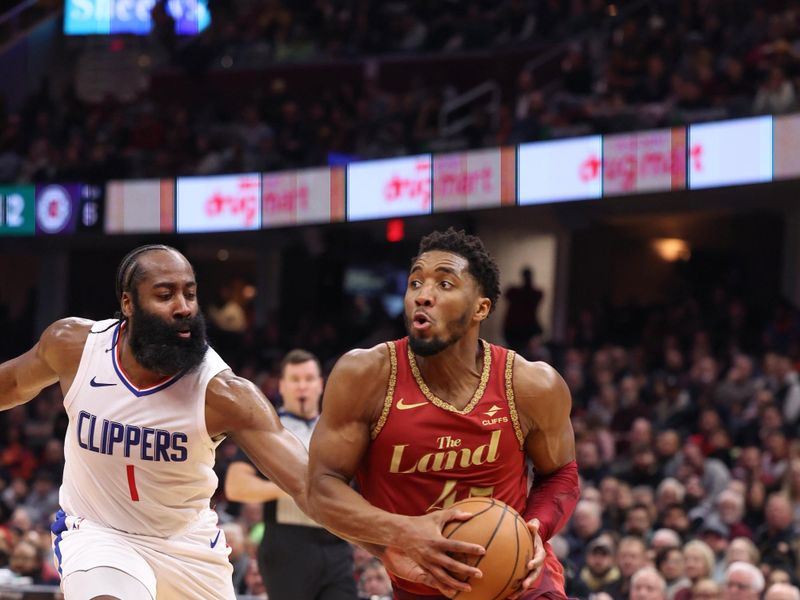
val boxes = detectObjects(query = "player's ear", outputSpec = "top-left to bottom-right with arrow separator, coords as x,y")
475,297 -> 491,322
121,291 -> 134,319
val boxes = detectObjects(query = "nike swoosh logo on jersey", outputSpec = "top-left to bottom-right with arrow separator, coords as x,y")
90,376 -> 117,388
396,398 -> 428,411
210,530 -> 221,548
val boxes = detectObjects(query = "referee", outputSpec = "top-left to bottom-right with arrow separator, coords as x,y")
226,349 -> 357,600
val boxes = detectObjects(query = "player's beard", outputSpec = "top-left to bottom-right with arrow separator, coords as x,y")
128,301 -> 208,376
405,309 -> 471,357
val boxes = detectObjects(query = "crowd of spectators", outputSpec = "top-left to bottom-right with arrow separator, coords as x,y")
4,2 -> 800,183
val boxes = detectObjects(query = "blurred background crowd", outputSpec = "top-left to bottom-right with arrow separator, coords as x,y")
4,1 -> 800,182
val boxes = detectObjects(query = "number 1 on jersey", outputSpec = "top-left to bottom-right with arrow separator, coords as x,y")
126,465 -> 140,501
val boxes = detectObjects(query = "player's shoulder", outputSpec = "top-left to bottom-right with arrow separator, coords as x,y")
330,343 -> 391,383
41,317 -> 95,350
37,317 -> 96,374
511,354 -> 569,405
205,369 -> 264,432
207,368 -> 256,403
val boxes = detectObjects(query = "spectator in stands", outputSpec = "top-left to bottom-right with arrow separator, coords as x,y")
656,479 -> 686,515
566,499 -> 604,564
6,539 -> 42,583
629,566 -> 668,600
724,537 -> 762,574
781,458 -> 800,523
714,489 -> 752,539
691,578 -> 722,600
765,583 -> 800,600
675,540 -> 715,600
624,504 -> 654,539
756,493 -> 798,573
651,529 -> 682,554
724,561 -> 765,600
616,537 -> 649,599
358,558 -> 392,600
579,534 -> 621,596
656,547 -> 690,600
754,67 -> 797,115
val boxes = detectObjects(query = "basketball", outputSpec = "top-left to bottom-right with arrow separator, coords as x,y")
442,498 -> 534,600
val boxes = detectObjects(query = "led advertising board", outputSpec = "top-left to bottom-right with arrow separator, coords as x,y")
518,136 -> 603,205
176,173 -> 261,233
688,116 -> 773,189
347,155 -> 432,221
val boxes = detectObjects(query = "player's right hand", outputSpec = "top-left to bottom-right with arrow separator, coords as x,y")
390,508 -> 485,595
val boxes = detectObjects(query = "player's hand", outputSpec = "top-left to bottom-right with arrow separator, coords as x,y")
507,518 -> 546,599
392,508 -> 485,596
381,547 -> 440,589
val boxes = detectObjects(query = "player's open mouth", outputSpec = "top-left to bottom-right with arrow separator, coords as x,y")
412,312 -> 432,331
177,330 -> 191,338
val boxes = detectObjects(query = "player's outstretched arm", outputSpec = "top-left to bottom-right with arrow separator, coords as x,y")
308,346 -> 485,596
0,318 -> 90,411
206,371 -> 309,513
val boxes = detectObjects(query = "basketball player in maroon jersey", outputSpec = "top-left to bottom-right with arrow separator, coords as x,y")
308,229 -> 579,599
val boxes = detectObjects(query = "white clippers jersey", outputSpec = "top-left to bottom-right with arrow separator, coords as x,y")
60,319 -> 229,537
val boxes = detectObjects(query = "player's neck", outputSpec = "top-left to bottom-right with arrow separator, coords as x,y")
413,335 -> 484,394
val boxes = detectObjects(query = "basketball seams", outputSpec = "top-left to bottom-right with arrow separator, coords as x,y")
443,499 -> 499,540
451,499 -> 509,600
443,499 -> 533,600
490,514 -> 524,600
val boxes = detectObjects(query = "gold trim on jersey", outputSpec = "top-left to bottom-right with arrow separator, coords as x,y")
505,350 -> 525,449
407,339 -> 491,415
371,341 -> 397,439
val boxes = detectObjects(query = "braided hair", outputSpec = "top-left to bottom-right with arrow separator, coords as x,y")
114,244 -> 182,314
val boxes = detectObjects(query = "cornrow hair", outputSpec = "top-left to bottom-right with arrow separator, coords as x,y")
415,227 -> 501,313
115,244 -> 180,304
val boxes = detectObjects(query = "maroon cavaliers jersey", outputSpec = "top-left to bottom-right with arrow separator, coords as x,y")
355,337 -> 528,595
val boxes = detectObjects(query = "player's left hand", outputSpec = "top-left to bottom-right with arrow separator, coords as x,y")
507,518 -> 546,599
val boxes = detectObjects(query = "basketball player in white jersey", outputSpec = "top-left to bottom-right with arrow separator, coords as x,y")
0,244 -> 310,600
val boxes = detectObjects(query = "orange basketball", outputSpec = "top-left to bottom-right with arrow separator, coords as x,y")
441,498 -> 534,600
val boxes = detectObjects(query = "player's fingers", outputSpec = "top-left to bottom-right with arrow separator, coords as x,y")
429,564 -> 473,594
521,565 -> 544,590
432,552 -> 483,580
440,508 -> 476,523
526,517 -> 541,535
416,569 -> 446,591
438,537 -> 485,557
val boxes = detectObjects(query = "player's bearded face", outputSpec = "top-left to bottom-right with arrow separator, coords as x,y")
405,308 -> 471,357
128,296 -> 208,376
